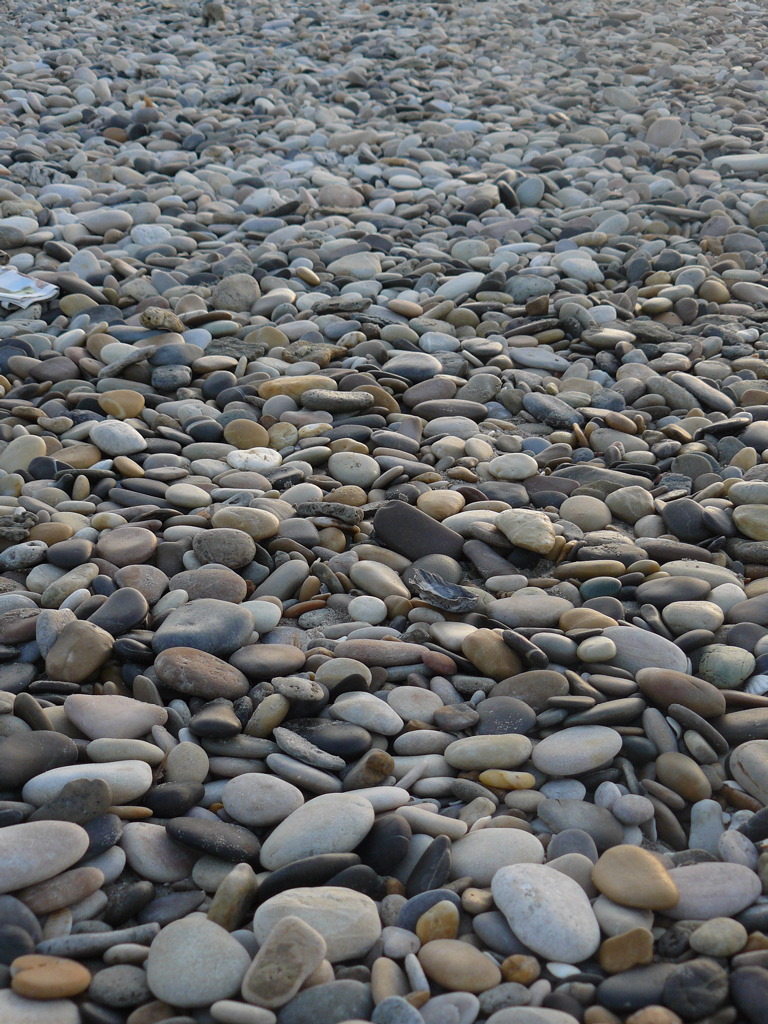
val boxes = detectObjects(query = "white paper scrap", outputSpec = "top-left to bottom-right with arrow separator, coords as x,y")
0,268 -> 59,309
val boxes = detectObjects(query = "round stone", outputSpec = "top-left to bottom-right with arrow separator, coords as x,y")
689,918 -> 748,957
223,419 -> 270,448
559,496 -> 612,531
328,451 -> 380,488
222,774 -> 304,828
450,828 -> 544,886
146,914 -> 251,1008
193,528 -> 257,569
89,421 -> 147,456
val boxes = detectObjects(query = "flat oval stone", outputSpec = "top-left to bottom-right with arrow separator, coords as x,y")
87,963 -> 151,1008
11,953 -> 91,1000
689,917 -> 748,957
0,822 -> 89,894
635,668 -> 726,718
329,691 -> 404,735
222,774 -> 304,827
120,821 -> 199,883
96,527 -> 157,567
22,761 -> 153,806
476,697 -> 537,736
211,506 -> 280,540
166,817 -> 260,863
14,865 -> 104,914
489,594 -> 572,629
491,670 -> 569,711
656,752 -> 711,802
230,644 -> 307,679
450,829 -> 544,886
90,420 -> 147,456
596,962 -> 678,1014
283,719 -> 372,759
155,647 -> 250,699
418,939 -> 501,993
332,639 -> 429,668
260,793 -> 375,870
532,726 -> 622,776
0,732 -> 78,789
113,564 -> 168,604
171,565 -> 248,603
492,863 -> 601,963
728,593 -> 768,626
665,863 -> 762,919
486,1011 -> 585,1024
602,626 -> 688,674
731,965 -> 768,1023
253,886 -> 381,962
537,799 -> 624,851
444,735 -> 532,770
152,599 -> 254,656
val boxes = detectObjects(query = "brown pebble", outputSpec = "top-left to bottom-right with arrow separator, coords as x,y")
28,523 -> 74,544
11,954 -> 92,999
125,1000 -> 178,1024
655,751 -> 712,802
418,939 -> 501,992
591,846 -> 679,910
584,1009 -> 622,1024
326,485 -> 368,506
415,900 -> 460,943
500,953 -> 540,985
44,620 -> 114,683
223,419 -> 270,448
635,667 -> 726,718
461,629 -> 521,681
98,390 -> 146,419
625,1008 -> 683,1024
598,928 -> 654,974
422,649 -> 458,675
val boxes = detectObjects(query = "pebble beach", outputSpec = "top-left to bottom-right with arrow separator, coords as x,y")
4,0 -> 768,1022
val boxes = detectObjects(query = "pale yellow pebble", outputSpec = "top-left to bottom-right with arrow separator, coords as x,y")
479,770 -> 536,790
113,456 -> 144,478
